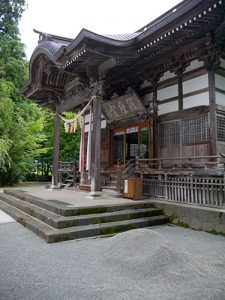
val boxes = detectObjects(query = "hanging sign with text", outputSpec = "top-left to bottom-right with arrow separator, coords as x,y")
102,92 -> 146,123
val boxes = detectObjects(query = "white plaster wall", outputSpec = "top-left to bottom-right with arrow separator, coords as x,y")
158,84 -> 178,101
183,92 -> 209,109
220,58 -> 225,69
158,100 -> 178,115
85,113 -> 105,123
215,74 -> 225,91
84,114 -> 106,132
159,71 -> 175,82
141,93 -> 153,106
140,81 -> 151,89
216,92 -> 225,106
183,74 -> 208,94
184,60 -> 204,73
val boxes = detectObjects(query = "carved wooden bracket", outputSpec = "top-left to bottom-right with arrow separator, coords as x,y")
198,34 -> 221,71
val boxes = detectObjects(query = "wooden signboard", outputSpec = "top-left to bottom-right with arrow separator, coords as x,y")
102,92 -> 146,123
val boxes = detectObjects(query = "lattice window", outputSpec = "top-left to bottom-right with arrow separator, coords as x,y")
217,115 -> 225,142
159,121 -> 180,147
182,115 -> 209,144
159,115 -> 209,147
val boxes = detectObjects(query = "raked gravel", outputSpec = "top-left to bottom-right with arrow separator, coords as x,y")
0,222 -> 225,300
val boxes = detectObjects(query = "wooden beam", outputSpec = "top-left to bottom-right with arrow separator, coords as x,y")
57,95 -> 89,113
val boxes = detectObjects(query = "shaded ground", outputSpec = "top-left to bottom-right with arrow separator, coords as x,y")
0,221 -> 225,300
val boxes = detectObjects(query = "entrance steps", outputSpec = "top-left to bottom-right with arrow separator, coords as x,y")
0,189 -> 169,243
101,168 -> 118,191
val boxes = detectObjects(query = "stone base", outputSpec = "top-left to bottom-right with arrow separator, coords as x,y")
48,185 -> 62,191
87,191 -> 102,199
150,200 -> 225,235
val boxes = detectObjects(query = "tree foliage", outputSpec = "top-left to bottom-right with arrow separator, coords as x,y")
0,0 -> 81,185
33,110 -> 81,181
0,0 -> 46,185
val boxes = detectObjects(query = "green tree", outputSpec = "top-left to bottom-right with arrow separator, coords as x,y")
0,0 -> 47,185
0,0 -> 81,185
34,110 -> 81,181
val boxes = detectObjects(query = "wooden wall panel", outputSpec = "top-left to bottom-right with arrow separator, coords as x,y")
159,145 -> 181,159
218,143 -> 225,155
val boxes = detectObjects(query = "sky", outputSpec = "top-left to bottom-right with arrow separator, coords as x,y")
19,0 -> 181,59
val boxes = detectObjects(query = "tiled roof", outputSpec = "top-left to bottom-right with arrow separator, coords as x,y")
35,40 -> 70,55
102,32 -> 140,41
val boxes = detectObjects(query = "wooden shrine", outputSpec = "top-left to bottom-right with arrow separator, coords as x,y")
24,0 -> 225,205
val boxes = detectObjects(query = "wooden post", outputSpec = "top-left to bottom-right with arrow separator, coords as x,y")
51,112 -> 61,188
178,74 -> 183,111
116,159 -> 122,193
73,163 -> 77,187
164,173 -> 168,199
152,84 -> 158,160
90,95 -> 102,194
79,113 -> 85,184
208,69 -> 217,156
135,156 -> 140,171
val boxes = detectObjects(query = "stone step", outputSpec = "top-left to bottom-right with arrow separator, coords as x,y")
0,199 -> 169,243
105,180 -> 117,185
0,192 -> 163,229
3,189 -> 155,216
102,185 -> 117,190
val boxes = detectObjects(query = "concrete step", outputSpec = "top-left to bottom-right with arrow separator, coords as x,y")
0,193 -> 163,228
105,180 -> 117,185
102,185 -> 117,190
3,189 -> 155,216
0,193 -> 61,227
0,199 -> 169,243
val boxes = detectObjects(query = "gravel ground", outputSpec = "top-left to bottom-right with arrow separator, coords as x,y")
0,222 -> 225,300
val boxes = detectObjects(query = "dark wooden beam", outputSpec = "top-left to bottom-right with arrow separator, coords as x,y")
57,95 -> 89,113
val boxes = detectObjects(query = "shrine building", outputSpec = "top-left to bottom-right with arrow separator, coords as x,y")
24,0 -> 225,202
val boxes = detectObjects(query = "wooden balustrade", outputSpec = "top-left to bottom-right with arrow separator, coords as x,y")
139,155 -> 225,208
143,174 -> 225,208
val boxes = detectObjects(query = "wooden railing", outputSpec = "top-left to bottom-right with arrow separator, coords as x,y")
122,155 -> 225,207
142,174 -> 225,208
137,155 -> 225,208
58,161 -> 79,187
136,155 -> 225,171
116,159 -> 136,192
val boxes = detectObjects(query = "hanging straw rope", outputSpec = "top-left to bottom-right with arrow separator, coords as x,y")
57,95 -> 95,133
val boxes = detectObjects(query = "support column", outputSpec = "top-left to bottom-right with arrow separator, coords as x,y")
79,113 -> 85,184
152,84 -> 158,159
90,95 -> 102,195
177,73 -> 183,111
51,112 -> 61,188
208,69 -> 218,156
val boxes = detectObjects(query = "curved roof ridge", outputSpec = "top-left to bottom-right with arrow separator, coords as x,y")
33,29 -> 73,43
102,32 -> 140,41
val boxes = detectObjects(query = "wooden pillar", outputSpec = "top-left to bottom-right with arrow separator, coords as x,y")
178,74 -> 183,111
90,95 -> 102,194
208,69 -> 218,156
51,112 -> 61,188
79,113 -> 85,184
152,82 -> 158,159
